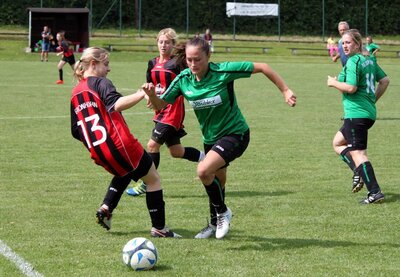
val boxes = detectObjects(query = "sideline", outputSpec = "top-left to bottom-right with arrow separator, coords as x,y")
0,239 -> 44,277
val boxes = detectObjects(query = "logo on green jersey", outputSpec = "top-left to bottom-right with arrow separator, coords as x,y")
188,95 -> 222,109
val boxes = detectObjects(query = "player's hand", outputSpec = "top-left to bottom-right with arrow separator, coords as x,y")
327,76 -> 337,87
142,83 -> 155,97
283,89 -> 297,107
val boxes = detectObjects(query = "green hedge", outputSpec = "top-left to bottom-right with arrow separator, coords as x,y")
1,0 -> 399,35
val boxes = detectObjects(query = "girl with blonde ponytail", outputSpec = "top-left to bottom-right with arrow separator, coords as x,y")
70,47 -> 181,238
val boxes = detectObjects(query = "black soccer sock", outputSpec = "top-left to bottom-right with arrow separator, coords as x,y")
204,177 -> 226,215
102,175 -> 131,213
146,190 -> 165,229
148,152 -> 160,169
182,147 -> 201,162
356,161 -> 381,194
340,148 -> 356,172
59,69 -> 63,81
210,187 -> 225,226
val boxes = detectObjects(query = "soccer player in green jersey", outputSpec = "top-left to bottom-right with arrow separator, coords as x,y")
143,37 -> 296,239
365,36 -> 381,57
327,29 -> 390,204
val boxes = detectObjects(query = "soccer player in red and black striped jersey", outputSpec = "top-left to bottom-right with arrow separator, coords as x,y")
70,47 -> 181,238
126,28 -> 204,196
56,31 -> 76,84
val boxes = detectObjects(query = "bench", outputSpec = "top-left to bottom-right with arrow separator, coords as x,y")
214,45 -> 271,53
106,44 -> 156,52
288,47 -> 329,55
379,50 -> 400,58
106,43 -> 271,54
214,45 -> 272,54
289,47 -> 400,58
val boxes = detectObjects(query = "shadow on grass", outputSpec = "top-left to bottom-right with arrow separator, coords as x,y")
166,190 -> 294,199
381,192 -> 400,203
377,117 -> 400,120
227,235 -> 400,251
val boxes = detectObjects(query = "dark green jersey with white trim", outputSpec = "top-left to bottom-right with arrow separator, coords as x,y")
338,53 -> 386,120
162,61 -> 253,144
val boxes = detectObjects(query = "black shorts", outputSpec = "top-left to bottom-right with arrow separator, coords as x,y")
62,55 -> 76,65
204,129 -> 250,166
339,118 -> 375,150
126,151 -> 153,182
151,122 -> 187,147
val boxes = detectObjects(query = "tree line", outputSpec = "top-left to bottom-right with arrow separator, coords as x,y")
1,0 -> 399,36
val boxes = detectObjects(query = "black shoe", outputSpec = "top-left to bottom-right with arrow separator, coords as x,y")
96,207 -> 112,230
359,191 -> 384,204
352,173 -> 364,193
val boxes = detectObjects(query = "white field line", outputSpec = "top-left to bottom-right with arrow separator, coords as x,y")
0,239 -> 44,277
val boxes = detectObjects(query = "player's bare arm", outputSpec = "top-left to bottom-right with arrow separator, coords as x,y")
114,89 -> 146,112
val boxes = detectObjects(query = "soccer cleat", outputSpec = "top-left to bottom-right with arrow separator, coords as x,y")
359,191 -> 385,204
215,207 -> 232,239
96,207 -> 112,230
194,222 -> 216,239
126,182 -> 147,196
56,80 -> 64,84
150,227 -> 182,238
352,173 -> 364,193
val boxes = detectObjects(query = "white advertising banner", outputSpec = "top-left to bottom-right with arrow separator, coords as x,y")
226,2 -> 279,17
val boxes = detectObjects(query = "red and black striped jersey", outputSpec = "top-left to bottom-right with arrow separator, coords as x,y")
58,40 -> 74,57
70,77 -> 144,177
146,57 -> 185,130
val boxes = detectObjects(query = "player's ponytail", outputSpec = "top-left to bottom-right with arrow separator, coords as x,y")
73,47 -> 109,82
173,42 -> 187,70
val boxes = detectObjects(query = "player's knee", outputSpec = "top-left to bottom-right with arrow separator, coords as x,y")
147,140 -> 160,152
170,151 -> 182,158
197,164 -> 211,182
169,146 -> 184,158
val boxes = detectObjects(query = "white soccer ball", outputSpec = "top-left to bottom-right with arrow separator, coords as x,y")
122,237 -> 158,271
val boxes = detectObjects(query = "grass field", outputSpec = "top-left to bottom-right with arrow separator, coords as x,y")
1,35 -> 400,276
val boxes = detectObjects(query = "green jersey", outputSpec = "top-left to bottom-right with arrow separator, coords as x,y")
366,42 -> 380,56
338,53 -> 386,120
162,61 -> 253,144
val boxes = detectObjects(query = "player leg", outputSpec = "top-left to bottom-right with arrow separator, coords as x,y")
347,119 -> 384,204
126,137 -> 161,197
195,130 -> 249,239
57,59 -> 66,84
333,124 -> 363,192
195,166 -> 226,239
196,150 -> 231,239
167,128 -> 204,162
141,163 -> 181,238
96,174 -> 131,230
126,123 -> 164,197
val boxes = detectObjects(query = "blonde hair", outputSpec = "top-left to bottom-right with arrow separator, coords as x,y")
73,47 -> 109,81
157,28 -> 178,45
343,29 -> 363,53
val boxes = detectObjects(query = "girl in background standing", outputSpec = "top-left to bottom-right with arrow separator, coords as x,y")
56,31 -> 76,84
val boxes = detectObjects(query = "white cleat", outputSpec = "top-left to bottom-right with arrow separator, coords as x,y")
216,207 -> 232,239
194,223 -> 216,239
